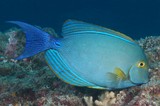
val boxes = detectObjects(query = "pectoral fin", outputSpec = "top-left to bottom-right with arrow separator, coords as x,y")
106,72 -> 119,88
106,68 -> 128,89
114,67 -> 127,80
106,67 -> 127,82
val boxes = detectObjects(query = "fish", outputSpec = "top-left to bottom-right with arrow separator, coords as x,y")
8,20 -> 149,90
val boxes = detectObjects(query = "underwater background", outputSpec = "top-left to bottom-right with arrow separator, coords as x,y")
0,0 -> 160,106
1,0 -> 160,39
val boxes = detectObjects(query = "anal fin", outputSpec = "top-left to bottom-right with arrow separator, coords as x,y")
45,49 -> 103,88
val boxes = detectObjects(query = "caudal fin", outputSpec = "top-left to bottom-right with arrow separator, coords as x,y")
7,21 -> 58,60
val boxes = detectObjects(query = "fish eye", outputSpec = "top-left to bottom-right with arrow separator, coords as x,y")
137,61 -> 145,68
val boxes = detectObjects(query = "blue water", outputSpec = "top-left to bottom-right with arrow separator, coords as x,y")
0,0 -> 160,39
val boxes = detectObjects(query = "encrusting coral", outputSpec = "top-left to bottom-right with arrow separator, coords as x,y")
0,26 -> 160,106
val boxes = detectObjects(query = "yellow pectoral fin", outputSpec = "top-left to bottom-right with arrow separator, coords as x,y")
106,68 -> 127,82
114,67 -> 127,80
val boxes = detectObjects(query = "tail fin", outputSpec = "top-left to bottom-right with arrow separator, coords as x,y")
7,21 -> 59,60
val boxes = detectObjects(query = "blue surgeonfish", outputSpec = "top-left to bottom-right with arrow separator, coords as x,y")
8,20 -> 149,90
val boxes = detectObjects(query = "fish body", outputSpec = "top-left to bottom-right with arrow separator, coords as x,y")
8,20 -> 149,90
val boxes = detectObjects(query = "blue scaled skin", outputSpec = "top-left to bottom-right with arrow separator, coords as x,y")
8,20 -> 149,90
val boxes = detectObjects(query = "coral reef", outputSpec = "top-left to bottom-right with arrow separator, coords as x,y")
84,91 -> 117,106
0,26 -> 160,106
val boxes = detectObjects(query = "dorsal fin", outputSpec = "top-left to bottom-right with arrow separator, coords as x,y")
62,19 -> 135,43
